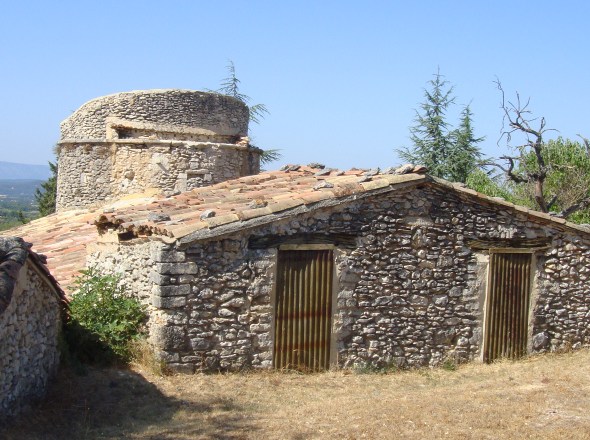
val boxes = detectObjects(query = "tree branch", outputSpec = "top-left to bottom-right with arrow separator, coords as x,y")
493,79 -> 560,213
577,134 -> 590,157
557,196 -> 590,219
546,194 -> 559,211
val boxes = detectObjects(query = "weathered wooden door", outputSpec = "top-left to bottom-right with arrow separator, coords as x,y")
484,252 -> 533,362
274,249 -> 333,371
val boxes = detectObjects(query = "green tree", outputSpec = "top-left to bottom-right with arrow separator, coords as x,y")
466,169 -> 513,201
216,61 -> 281,165
35,161 -> 57,216
510,137 -> 590,223
17,210 -> 29,224
449,105 -> 484,183
397,71 -> 483,182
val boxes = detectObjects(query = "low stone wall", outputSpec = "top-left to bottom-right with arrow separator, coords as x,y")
0,238 -> 63,417
88,184 -> 590,372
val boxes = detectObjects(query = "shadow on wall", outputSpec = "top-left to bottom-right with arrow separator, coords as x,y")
0,366 -> 257,439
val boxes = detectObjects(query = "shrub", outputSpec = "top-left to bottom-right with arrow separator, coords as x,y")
65,267 -> 147,365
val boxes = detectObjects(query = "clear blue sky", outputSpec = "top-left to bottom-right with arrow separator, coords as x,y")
1,1 -> 589,171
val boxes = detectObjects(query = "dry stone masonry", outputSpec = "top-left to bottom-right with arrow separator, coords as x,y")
8,84 -> 590,375
88,180 -> 590,372
0,237 -> 63,417
56,90 -> 261,211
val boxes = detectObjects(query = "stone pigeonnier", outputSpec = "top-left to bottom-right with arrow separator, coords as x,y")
56,89 -> 261,211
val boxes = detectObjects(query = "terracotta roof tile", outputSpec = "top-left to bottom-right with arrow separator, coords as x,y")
90,167 -> 428,240
0,212 -> 99,293
6,164 -> 588,294
299,191 -> 335,204
359,178 -> 393,191
205,214 -> 241,228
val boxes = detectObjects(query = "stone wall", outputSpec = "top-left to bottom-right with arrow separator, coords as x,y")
60,90 -> 249,140
0,238 -> 63,417
153,242 -> 277,372
532,235 -> 590,351
56,90 -> 260,211
88,184 -> 590,372
56,141 -> 260,210
87,238 -> 158,303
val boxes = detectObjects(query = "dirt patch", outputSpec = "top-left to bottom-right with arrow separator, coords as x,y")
2,350 -> 590,439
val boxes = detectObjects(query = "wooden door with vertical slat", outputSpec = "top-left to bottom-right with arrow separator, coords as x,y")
274,249 -> 333,371
484,252 -> 532,362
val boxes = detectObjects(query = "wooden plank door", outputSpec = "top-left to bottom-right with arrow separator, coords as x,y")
274,249 -> 333,371
484,252 -> 533,362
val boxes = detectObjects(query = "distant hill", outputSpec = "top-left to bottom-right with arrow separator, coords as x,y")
0,161 -> 51,180
0,179 -> 44,201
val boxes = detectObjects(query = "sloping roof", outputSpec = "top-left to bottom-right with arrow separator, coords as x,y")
4,165 -> 590,293
95,166 -> 590,243
1,166 -> 425,291
1,209 -> 99,292
95,166 -> 427,243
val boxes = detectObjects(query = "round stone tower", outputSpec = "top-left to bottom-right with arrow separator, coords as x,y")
56,89 -> 260,211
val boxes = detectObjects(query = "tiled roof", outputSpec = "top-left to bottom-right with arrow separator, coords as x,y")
3,164 -> 590,293
95,165 -> 427,243
1,166 -> 426,291
1,209 -> 99,292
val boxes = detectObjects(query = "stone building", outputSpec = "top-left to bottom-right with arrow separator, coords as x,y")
85,167 -> 590,371
0,237 -> 65,417
56,89 -> 261,211
4,89 -> 590,373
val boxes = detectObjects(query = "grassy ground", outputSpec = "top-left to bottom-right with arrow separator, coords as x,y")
2,349 -> 590,439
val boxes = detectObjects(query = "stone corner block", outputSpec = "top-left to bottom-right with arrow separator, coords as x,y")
156,262 -> 198,275
151,293 -> 187,309
150,245 -> 186,263
152,284 -> 191,297
150,324 -> 187,351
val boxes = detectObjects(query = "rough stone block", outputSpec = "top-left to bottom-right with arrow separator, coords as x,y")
151,324 -> 187,351
151,294 -> 187,309
153,284 -> 191,297
218,308 -> 235,317
532,332 -> 549,350
190,338 -> 211,350
151,247 -> 186,263
156,262 -> 198,275
168,363 -> 196,374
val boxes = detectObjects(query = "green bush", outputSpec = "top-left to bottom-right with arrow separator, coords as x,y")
65,267 -> 147,365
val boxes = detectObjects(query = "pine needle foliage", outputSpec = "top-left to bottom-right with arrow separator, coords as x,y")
449,105 -> 484,183
217,60 -> 270,125
35,161 -> 57,216
397,71 -> 483,183
216,61 -> 281,166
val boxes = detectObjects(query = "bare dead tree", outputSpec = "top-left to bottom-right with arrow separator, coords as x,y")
494,79 -> 558,212
482,81 -> 590,220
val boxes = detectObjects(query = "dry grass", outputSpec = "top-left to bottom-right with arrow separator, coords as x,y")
3,349 -> 590,439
